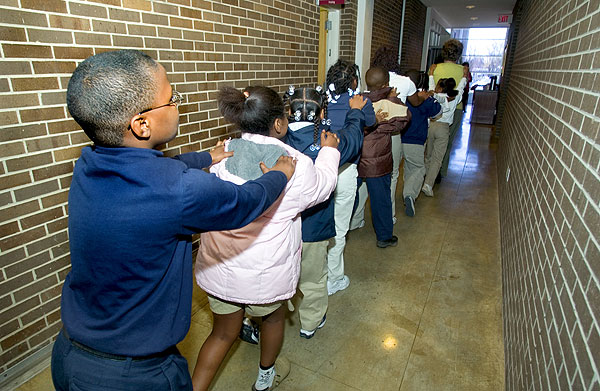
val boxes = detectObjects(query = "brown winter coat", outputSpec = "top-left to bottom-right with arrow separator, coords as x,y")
358,87 -> 411,178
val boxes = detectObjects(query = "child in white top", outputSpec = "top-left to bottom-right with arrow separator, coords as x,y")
422,64 -> 468,196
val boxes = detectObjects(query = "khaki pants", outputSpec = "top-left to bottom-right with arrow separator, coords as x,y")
424,121 -> 450,188
440,109 -> 464,177
401,143 -> 426,200
298,240 -> 329,331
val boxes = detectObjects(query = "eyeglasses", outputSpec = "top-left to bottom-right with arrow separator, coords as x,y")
137,91 -> 185,115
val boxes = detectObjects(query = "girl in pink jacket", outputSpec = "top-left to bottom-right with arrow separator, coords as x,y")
192,86 -> 341,391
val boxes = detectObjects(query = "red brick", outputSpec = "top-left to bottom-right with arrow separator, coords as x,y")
69,2 -> 107,18
20,106 -> 66,123
26,28 -> 73,44
14,180 -> 60,203
0,172 -> 31,191
53,46 -> 94,60
0,319 -> 46,350
0,123 -> 47,142
41,190 -> 69,209
26,231 -> 68,256
0,141 -> 26,158
14,275 -> 58,303
20,0 -> 66,12
53,145 -> 85,162
0,8 -> 48,27
123,0 -> 152,11
48,14 -> 91,31
32,61 -> 76,75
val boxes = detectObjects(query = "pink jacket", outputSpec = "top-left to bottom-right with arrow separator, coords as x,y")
195,133 -> 340,304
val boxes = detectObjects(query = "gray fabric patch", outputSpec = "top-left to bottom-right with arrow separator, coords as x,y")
225,138 -> 288,180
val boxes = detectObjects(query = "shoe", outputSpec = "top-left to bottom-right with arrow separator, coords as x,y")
350,219 -> 365,230
252,356 -> 290,391
376,235 -> 398,248
240,317 -> 259,345
392,216 -> 397,225
421,184 -> 434,197
404,196 -> 415,217
327,275 -> 350,296
435,173 -> 442,184
299,314 -> 326,339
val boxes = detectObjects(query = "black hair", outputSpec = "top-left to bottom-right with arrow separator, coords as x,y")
218,86 -> 285,136
325,59 -> 360,95
405,69 -> 428,91
283,87 -> 327,146
365,66 -> 389,91
442,39 -> 464,62
437,78 -> 459,97
371,46 -> 402,74
67,49 -> 159,147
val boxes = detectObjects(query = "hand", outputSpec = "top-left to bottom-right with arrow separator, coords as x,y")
463,65 -> 469,77
375,109 -> 387,123
387,87 -> 398,98
349,94 -> 367,110
260,155 -> 296,181
428,63 -> 437,76
320,130 -> 340,149
209,140 -> 233,164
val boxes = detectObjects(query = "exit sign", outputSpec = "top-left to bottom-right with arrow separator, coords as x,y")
319,0 -> 344,4
498,14 -> 513,23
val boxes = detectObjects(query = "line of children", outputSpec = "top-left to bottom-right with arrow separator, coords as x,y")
422,63 -> 468,197
192,86 -> 342,391
52,50 -> 296,391
349,66 -> 410,246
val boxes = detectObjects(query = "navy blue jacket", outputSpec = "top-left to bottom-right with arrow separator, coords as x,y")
402,97 -> 442,145
284,109 -> 365,242
326,92 -> 376,164
62,145 -> 287,356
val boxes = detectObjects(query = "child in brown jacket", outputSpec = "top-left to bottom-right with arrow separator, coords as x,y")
350,66 -> 411,248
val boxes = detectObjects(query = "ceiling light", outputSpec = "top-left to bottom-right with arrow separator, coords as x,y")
470,17 -> 479,20
466,5 -> 475,9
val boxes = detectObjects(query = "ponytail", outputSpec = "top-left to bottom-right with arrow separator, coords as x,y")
218,86 -> 285,135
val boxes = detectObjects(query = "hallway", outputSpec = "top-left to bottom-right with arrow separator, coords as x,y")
16,107 -> 505,391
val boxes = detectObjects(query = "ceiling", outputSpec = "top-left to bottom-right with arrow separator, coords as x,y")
419,0 -> 517,29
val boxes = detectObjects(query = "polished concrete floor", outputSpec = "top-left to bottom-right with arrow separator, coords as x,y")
16,106 -> 504,391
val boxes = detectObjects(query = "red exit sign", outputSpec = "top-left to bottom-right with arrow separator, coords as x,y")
498,14 -> 513,23
319,0 -> 344,4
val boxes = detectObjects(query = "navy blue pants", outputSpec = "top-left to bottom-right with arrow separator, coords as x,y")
51,330 -> 192,391
356,174 -> 393,241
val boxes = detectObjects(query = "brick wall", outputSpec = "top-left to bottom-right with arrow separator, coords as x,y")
338,2 -> 357,63
399,0 -> 426,72
0,0 -> 320,374
370,0 -> 402,65
498,0 -> 600,389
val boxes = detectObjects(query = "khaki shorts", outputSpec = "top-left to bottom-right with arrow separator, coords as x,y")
207,294 -> 283,318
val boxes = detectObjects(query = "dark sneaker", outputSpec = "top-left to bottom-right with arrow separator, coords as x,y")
299,314 -> 326,339
377,235 -> 398,248
240,317 -> 259,345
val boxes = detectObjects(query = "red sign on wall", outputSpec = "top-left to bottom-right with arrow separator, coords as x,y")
498,14 -> 513,23
319,0 -> 345,5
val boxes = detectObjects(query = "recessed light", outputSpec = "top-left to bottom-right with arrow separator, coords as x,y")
470,16 -> 479,20
466,5 -> 476,9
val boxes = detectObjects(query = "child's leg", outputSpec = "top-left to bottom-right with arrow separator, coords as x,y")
258,304 -> 286,367
365,175 -> 394,242
424,122 -> 449,188
390,133 -> 403,220
327,163 -> 357,284
402,143 -> 426,200
191,309 -> 244,391
349,178 -> 367,230
298,240 -> 329,333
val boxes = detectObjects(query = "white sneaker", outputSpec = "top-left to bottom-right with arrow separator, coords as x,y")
327,275 -> 350,296
392,216 -> 397,224
422,184 -> 434,197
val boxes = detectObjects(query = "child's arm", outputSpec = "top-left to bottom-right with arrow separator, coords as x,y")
297,131 -> 341,211
335,107 -> 366,166
428,64 -> 437,91
179,160 -> 293,233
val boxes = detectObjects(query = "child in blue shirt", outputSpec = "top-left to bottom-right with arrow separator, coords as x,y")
51,49 -> 294,391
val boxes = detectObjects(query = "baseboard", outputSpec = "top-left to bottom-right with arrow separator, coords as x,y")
0,342 -> 53,391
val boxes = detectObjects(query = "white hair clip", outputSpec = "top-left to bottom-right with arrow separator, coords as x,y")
316,85 -> 323,93
307,110 -> 316,121
288,85 -> 295,95
294,110 -> 302,122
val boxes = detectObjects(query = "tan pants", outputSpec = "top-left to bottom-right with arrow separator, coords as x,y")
424,120 -> 450,187
297,240 -> 329,331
